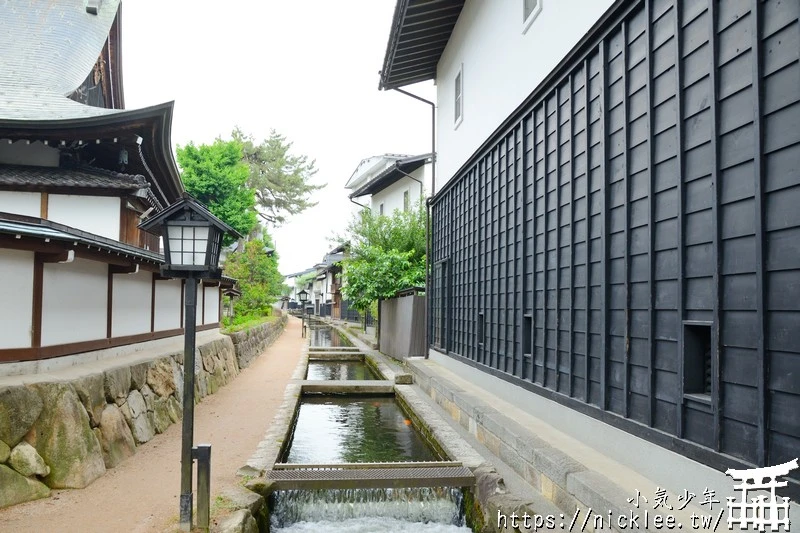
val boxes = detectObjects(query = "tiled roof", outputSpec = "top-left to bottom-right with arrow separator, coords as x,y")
0,164 -> 149,191
0,0 -> 123,121
0,0 -> 121,95
348,153 -> 431,198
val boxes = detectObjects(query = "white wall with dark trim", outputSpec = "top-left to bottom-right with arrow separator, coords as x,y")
41,258 -> 107,345
154,278 -> 182,331
0,191 -> 41,217
203,284 -> 220,324
47,194 -> 121,240
111,269 -> 152,337
435,0 -> 614,185
0,249 -> 34,348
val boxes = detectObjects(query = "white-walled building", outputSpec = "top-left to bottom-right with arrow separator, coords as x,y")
0,1 -> 232,365
379,0 -> 800,508
381,0 -> 614,190
345,153 -> 431,215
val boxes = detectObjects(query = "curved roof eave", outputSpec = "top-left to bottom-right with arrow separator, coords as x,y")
0,101 -> 184,206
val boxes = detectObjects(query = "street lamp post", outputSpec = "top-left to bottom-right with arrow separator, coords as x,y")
298,289 -> 309,337
139,194 -> 241,532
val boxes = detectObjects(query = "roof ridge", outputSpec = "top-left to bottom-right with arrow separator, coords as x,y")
76,163 -> 147,182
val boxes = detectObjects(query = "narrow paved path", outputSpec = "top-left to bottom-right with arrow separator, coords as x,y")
0,316 -> 305,533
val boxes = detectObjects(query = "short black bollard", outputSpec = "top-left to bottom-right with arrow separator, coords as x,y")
192,444 -> 211,532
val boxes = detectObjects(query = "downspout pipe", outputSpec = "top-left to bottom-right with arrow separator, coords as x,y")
392,86 -> 435,358
393,164 -> 426,197
393,87 -> 436,194
349,197 -> 369,209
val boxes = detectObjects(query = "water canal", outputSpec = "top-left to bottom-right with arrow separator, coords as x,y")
305,360 -> 379,381
269,320 -> 472,532
282,395 -> 439,464
306,323 -> 354,347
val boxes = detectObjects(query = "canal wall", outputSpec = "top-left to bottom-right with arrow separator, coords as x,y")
0,318 -> 287,510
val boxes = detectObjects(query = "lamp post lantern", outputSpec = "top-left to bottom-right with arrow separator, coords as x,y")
139,194 -> 241,532
298,289 -> 309,337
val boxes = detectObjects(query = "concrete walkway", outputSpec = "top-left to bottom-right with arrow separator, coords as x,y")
0,317 -> 306,533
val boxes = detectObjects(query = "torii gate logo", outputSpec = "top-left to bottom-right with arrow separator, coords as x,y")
726,458 -> 798,531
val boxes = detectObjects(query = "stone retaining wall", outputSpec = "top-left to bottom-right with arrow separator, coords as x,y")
0,336 -> 239,509
227,313 -> 288,369
0,313 -> 288,511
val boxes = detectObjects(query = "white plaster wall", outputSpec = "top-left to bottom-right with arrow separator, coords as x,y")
196,282 -> 204,326
154,279 -> 182,331
41,259 -> 107,346
0,191 -> 41,217
435,0 -> 615,187
47,195 -> 120,240
203,285 -> 220,324
370,167 -> 427,215
0,249 -> 34,348
0,140 -> 59,166
111,269 -> 152,337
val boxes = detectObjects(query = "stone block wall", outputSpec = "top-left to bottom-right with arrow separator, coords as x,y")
0,313 -> 290,511
227,314 -> 288,369
0,336 -> 239,509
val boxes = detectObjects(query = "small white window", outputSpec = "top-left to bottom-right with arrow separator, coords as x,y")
523,0 -> 542,34
403,190 -> 410,212
454,65 -> 463,128
379,202 -> 384,215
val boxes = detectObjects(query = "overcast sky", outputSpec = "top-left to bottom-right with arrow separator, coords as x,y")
121,0 -> 434,275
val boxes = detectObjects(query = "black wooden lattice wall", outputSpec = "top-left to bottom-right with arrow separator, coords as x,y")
429,0 -> 799,486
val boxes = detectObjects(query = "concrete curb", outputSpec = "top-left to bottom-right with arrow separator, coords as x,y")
406,359 -> 650,532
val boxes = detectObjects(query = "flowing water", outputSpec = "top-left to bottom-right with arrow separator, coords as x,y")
282,395 -> 438,464
308,325 -> 354,347
306,360 -> 380,380
273,326 -> 474,532
270,488 -> 470,532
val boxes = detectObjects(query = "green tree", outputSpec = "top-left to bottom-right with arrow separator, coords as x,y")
222,227 -> 283,319
294,271 -> 316,291
339,200 -> 427,312
233,127 -> 325,226
343,200 -> 426,263
340,246 -> 425,312
176,139 -> 258,245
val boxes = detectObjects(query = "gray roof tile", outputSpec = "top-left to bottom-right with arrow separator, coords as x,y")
0,0 -> 124,121
0,164 -> 149,191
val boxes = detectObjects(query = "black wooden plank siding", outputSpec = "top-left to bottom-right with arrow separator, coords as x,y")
428,0 -> 800,490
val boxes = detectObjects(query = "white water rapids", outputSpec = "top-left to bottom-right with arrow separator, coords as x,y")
270,487 -> 473,532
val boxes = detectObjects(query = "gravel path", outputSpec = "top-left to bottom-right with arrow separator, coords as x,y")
0,316 -> 305,533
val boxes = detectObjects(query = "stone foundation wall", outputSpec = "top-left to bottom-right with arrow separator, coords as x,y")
0,336 -> 239,509
227,313 -> 288,369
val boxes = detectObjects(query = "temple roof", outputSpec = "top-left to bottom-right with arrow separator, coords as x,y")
0,2 -> 183,209
1,0 -> 121,95
0,164 -> 149,193
0,0 -> 123,120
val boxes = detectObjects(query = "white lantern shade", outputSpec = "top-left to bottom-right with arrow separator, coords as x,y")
167,224 -> 210,267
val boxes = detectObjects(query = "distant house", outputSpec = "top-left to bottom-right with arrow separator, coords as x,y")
380,0 -> 800,493
284,244 -> 348,317
345,153 -> 431,215
0,1 -> 233,366
283,268 -> 316,309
